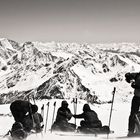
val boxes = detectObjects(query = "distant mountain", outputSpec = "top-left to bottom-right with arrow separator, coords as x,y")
0,38 -> 139,104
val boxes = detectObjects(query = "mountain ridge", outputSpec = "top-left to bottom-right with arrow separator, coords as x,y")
0,38 -> 139,104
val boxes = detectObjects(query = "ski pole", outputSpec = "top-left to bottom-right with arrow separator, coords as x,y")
107,87 -> 116,138
73,98 -> 75,124
41,104 -> 44,130
32,94 -> 36,104
45,102 -> 50,133
73,98 -> 77,125
41,104 -> 44,121
27,96 -> 35,123
51,101 -> 56,133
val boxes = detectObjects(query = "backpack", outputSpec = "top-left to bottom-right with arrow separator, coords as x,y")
11,122 -> 27,140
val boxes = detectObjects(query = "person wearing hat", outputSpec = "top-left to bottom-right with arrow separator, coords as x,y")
73,104 -> 102,130
52,100 -> 76,132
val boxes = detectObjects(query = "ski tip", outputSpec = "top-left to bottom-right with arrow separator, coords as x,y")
41,104 -> 44,110
54,101 -> 56,106
113,87 -> 116,92
47,102 -> 50,106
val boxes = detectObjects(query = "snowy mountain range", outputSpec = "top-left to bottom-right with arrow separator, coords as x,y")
0,38 -> 139,104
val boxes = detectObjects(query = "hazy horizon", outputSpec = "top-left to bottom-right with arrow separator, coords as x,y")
0,0 -> 140,44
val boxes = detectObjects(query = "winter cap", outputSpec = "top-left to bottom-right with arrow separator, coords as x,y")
61,100 -> 68,107
83,104 -> 91,112
125,72 -> 130,78
31,104 -> 38,113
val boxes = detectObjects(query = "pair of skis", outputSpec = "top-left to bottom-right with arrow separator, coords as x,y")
42,101 -> 56,133
73,98 -> 78,125
43,98 -> 78,133
43,98 -> 78,132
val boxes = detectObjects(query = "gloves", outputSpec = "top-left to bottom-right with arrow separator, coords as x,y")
131,82 -> 136,89
131,82 -> 140,89
125,73 -> 131,83
66,112 -> 72,120
73,115 -> 76,118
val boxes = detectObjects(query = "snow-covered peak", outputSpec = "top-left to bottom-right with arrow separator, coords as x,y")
0,38 -> 16,51
0,38 -> 140,104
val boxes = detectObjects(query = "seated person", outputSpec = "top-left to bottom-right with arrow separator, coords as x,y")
23,112 -> 43,133
73,104 -> 102,131
52,100 -> 76,132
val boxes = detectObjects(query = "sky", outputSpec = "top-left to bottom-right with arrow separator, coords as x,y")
0,0 -> 140,43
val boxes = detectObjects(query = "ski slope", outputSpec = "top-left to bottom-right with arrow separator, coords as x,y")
0,97 -> 139,140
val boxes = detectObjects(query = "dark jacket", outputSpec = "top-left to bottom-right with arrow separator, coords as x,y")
55,107 -> 72,123
10,100 -> 38,122
73,104 -> 102,128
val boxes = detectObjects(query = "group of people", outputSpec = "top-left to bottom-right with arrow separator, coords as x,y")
9,71 -> 140,138
51,100 -> 108,134
10,99 -> 108,139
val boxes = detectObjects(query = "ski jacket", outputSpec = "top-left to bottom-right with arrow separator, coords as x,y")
10,100 -> 37,122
